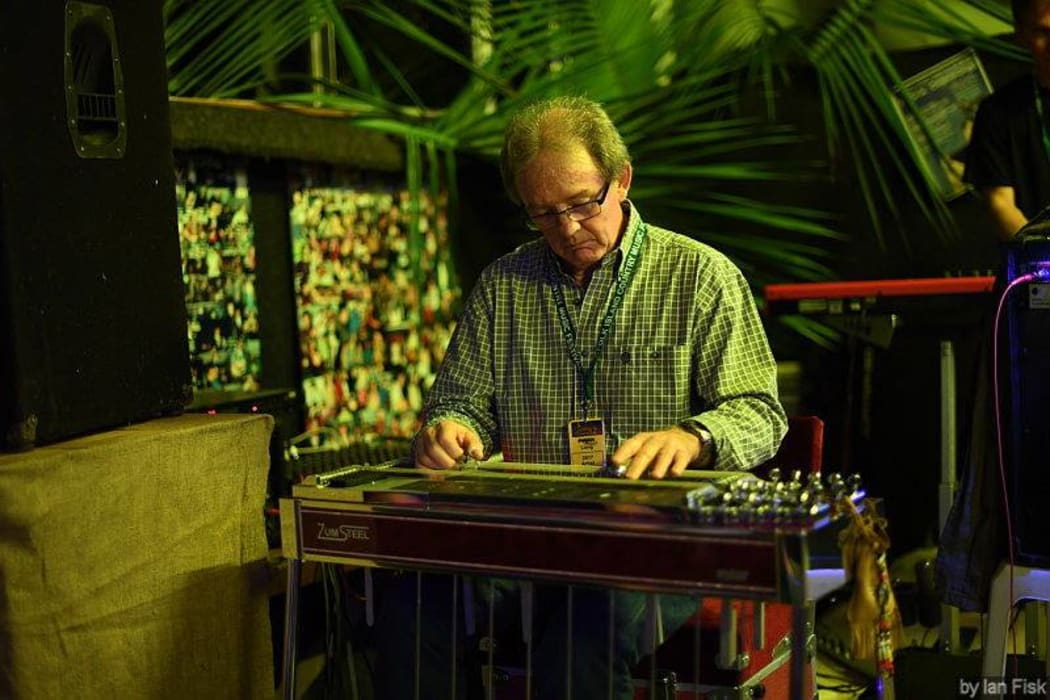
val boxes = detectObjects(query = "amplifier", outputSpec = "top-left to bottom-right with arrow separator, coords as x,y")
0,1 -> 190,449
1004,233 -> 1050,567
188,387 -> 300,496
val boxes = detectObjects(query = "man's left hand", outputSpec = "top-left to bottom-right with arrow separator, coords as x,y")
611,426 -> 703,480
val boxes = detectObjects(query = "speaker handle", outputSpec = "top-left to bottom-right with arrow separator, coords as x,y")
64,1 -> 127,159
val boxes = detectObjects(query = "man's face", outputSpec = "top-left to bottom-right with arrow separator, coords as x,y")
1021,1 -> 1050,88
516,143 -> 631,279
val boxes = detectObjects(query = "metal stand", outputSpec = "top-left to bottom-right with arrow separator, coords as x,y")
938,340 -> 961,652
281,558 -> 301,700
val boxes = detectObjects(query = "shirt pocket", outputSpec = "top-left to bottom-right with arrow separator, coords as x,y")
602,344 -> 692,438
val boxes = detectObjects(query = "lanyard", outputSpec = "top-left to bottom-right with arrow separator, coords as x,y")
549,223 -> 647,417
1034,77 -> 1050,162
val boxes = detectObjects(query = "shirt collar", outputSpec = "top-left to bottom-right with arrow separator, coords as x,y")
611,201 -> 643,273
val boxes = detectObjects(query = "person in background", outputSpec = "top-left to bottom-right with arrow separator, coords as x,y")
375,95 -> 786,699
937,0 -> 1050,621
965,0 -> 1050,240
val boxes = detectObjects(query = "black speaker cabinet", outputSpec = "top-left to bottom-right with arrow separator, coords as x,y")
1004,230 -> 1050,567
0,1 -> 190,449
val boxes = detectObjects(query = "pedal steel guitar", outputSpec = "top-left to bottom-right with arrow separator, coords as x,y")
279,461 -> 866,699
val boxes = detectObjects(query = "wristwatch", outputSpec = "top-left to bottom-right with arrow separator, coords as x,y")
678,419 -> 715,467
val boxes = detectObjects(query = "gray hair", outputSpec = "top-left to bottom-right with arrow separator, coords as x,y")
499,96 -> 631,205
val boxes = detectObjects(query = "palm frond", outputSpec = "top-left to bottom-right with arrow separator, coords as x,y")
778,316 -> 842,350
167,0 -> 1036,348
877,0 -> 1024,62
801,0 -> 962,250
165,0 -> 321,97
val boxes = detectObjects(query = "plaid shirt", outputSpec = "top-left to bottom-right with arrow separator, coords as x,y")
422,203 -> 786,470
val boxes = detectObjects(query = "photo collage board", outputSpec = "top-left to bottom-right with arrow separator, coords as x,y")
175,159 -> 262,393
289,172 -> 461,447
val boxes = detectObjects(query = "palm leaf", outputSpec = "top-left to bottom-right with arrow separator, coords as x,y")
877,0 -> 1024,62
802,0 -> 961,251
165,0 -> 320,97
166,0 -> 1030,348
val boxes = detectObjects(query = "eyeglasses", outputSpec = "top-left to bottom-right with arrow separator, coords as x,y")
523,181 -> 611,231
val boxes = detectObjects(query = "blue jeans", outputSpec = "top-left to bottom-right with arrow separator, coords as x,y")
373,571 -> 697,700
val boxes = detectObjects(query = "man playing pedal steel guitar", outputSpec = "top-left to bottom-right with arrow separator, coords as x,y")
376,96 -> 787,699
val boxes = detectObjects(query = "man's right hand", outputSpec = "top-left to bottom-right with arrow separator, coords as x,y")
414,420 -> 484,469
